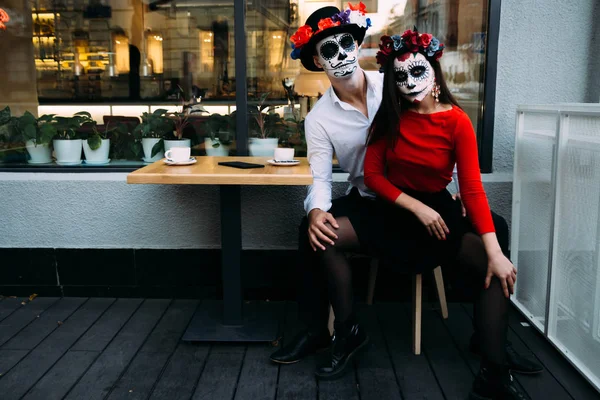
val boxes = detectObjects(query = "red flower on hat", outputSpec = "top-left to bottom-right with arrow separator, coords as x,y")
290,24 -> 313,48
348,2 -> 367,14
401,29 -> 420,52
419,33 -> 432,48
435,49 -> 444,61
0,8 -> 9,31
379,35 -> 393,55
317,17 -> 340,32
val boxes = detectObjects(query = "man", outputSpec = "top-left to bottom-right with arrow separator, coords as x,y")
270,3 -> 542,380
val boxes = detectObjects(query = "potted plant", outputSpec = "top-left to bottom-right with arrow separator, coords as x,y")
133,109 -> 173,162
284,114 -> 306,157
164,102 -> 207,152
83,121 -> 127,165
202,113 -> 234,156
248,93 -> 279,156
0,107 -> 56,164
0,106 -> 30,163
53,111 -> 93,165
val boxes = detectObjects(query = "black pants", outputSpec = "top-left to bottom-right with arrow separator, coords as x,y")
296,194 -> 511,335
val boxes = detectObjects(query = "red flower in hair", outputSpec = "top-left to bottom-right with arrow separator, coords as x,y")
379,35 -> 393,55
434,49 -> 444,61
347,2 -> 367,14
401,30 -> 420,52
419,33 -> 432,48
317,18 -> 340,32
290,25 -> 313,48
0,8 -> 9,31
376,51 -> 388,66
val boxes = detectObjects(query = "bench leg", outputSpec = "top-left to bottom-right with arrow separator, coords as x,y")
413,273 -> 422,355
366,259 -> 379,305
433,266 -> 449,319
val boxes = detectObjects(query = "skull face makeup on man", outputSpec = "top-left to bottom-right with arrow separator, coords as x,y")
314,33 -> 359,79
393,52 -> 435,103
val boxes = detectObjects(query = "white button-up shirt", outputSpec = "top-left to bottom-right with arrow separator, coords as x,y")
303,71 -> 383,214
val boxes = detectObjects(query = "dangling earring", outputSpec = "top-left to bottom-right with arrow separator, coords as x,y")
432,79 -> 441,102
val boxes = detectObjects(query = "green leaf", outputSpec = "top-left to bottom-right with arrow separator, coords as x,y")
87,134 -> 102,150
153,108 -> 168,116
0,106 -> 11,125
39,124 -> 56,144
151,139 -> 164,157
74,111 -> 92,118
24,124 -> 37,141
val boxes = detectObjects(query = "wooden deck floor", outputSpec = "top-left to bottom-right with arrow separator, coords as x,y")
0,297 -> 597,400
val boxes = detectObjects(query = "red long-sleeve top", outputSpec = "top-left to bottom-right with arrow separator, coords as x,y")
364,107 -> 495,235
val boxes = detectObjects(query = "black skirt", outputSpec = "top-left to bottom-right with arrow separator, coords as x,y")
330,187 -> 469,274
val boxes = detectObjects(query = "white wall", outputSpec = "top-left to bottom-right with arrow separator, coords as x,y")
492,0 -> 599,173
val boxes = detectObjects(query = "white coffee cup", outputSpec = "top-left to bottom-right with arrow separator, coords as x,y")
165,146 -> 191,162
273,147 -> 295,161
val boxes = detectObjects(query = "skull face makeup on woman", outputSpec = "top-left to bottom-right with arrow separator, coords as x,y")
393,52 -> 435,103
315,33 -> 359,79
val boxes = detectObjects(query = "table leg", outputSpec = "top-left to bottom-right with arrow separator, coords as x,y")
220,184 -> 243,325
182,184 -> 282,342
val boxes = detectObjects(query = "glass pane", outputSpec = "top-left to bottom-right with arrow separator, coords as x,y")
1,0 -> 237,168
548,114 -> 600,387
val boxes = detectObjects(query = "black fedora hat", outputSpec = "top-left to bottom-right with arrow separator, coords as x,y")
292,5 -> 369,72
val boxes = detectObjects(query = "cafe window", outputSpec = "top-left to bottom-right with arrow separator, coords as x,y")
0,0 -> 497,171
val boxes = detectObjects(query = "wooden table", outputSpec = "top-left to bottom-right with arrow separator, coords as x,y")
128,156 -> 313,342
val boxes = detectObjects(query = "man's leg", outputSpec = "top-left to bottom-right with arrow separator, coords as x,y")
270,217 -> 331,364
470,211 -> 543,375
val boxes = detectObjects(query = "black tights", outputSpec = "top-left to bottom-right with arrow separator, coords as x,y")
457,233 -> 509,365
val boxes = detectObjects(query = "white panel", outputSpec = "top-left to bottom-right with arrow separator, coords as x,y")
111,106 -> 149,118
548,112 -> 600,390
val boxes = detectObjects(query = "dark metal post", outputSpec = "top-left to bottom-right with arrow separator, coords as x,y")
234,0 -> 248,156
479,0 -> 502,173
220,184 -> 243,325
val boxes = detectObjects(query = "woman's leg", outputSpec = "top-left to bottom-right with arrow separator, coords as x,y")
458,233 -> 508,366
317,216 -> 361,324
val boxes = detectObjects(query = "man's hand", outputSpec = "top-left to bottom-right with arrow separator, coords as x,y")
308,209 -> 339,251
452,192 -> 467,217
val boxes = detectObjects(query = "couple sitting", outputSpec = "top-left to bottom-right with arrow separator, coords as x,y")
270,4 -> 540,400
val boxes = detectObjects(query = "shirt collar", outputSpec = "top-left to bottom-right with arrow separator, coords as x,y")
328,70 -> 381,110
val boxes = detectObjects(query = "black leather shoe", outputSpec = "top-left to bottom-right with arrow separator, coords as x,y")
270,330 -> 331,364
470,336 -> 543,375
315,322 -> 369,380
469,363 -> 531,400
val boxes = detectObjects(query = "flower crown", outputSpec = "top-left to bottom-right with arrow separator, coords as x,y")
0,8 -> 10,31
376,29 -> 444,72
290,2 -> 371,60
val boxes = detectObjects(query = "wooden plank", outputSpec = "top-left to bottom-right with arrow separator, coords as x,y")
0,350 -> 28,377
377,303 -> 444,400
276,302 -> 318,400
64,299 -> 171,400
2,297 -> 87,350
459,303 -> 567,400
0,298 -> 114,400
21,299 -> 144,400
191,345 -> 246,400
0,298 -> 26,322
106,300 -> 199,400
71,298 -> 143,351
0,298 -> 60,347
506,305 -> 599,400
317,368 -> 360,400
21,351 -> 100,400
354,304 -> 402,400
127,156 -> 313,186
234,343 -> 279,400
417,303 -> 475,399
149,343 -> 210,400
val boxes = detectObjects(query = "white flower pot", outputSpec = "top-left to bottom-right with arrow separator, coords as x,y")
248,138 -> 279,157
164,138 -> 191,152
142,138 -> 164,162
26,140 -> 52,164
204,138 -> 230,156
53,139 -> 83,165
83,139 -> 110,164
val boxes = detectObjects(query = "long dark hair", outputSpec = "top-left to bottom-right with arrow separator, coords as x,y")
367,54 -> 461,147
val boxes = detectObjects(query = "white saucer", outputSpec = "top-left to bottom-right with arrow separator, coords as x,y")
84,159 -> 111,165
56,160 -> 82,166
164,157 -> 197,166
267,159 -> 300,166
142,157 -> 160,163
27,159 -> 53,165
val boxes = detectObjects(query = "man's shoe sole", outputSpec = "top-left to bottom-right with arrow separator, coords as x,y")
315,336 -> 370,381
269,345 -> 331,365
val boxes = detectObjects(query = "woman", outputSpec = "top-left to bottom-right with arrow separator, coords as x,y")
364,30 -> 528,400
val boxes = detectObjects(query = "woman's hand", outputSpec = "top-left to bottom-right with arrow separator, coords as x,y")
412,203 -> 450,240
486,251 -> 518,298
